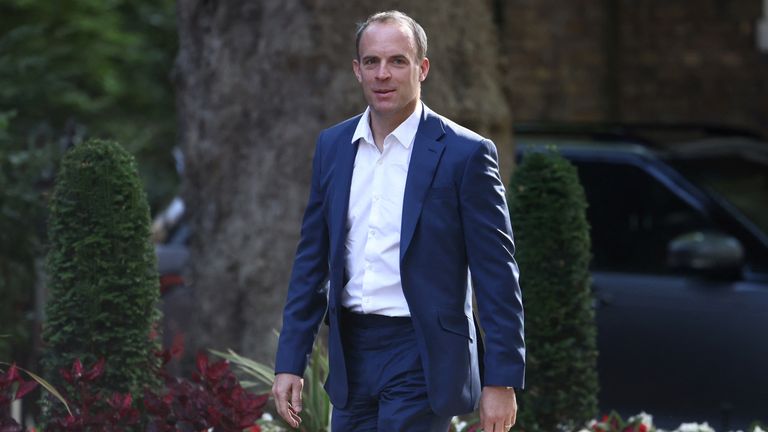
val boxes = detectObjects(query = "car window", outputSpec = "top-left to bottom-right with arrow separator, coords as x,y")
670,156 -> 768,237
573,160 -> 717,273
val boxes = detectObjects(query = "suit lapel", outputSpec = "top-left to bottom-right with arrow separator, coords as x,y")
400,106 -> 446,261
330,125 -> 358,278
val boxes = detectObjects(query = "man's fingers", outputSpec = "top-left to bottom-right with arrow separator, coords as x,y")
286,403 -> 302,427
273,387 -> 292,425
277,395 -> 301,428
480,411 -> 513,431
272,374 -> 304,428
291,381 -> 303,413
480,415 -> 500,432
481,420 -> 506,432
504,418 -> 514,430
479,386 -> 518,431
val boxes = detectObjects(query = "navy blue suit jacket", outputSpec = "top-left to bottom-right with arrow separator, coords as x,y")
275,104 -> 525,416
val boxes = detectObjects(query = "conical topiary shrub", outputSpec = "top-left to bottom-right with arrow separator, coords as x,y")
41,139 -> 161,422
509,149 -> 598,431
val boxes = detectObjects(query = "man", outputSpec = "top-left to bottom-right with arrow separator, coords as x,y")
273,10 -> 525,432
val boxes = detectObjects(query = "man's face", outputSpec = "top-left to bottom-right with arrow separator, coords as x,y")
352,21 -> 429,123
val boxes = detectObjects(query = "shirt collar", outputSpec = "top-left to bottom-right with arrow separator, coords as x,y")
351,102 -> 423,149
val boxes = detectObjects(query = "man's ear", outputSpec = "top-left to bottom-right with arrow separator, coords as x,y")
419,57 -> 430,82
352,59 -> 362,82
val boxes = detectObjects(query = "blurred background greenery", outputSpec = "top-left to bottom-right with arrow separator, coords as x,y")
1,0 -> 178,211
0,0 -> 177,367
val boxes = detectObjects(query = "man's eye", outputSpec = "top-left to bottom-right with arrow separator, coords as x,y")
364,58 -> 376,65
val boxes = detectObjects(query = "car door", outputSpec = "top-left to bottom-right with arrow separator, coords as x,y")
570,156 -> 768,430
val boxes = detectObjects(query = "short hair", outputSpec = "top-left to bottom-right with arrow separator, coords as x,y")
355,10 -> 428,61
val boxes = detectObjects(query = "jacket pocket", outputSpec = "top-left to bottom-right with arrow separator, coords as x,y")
438,310 -> 473,342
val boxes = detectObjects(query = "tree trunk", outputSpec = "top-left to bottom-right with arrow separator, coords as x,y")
175,0 -> 512,364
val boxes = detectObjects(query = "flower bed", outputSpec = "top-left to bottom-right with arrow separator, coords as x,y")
1,348 -> 268,431
578,412 -> 766,432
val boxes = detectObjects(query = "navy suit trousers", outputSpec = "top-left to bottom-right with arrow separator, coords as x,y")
331,309 -> 452,432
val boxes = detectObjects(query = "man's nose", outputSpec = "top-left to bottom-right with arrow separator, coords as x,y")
375,63 -> 391,80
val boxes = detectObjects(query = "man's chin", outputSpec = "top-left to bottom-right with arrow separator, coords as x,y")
368,106 -> 394,117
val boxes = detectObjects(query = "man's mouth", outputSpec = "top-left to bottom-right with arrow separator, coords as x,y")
374,89 -> 395,95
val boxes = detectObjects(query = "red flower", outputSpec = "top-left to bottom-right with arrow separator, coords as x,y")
15,379 -> 37,400
1,363 -> 20,383
83,357 -> 105,381
71,359 -> 83,380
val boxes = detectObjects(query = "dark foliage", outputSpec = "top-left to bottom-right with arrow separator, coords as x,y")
5,350 -> 267,431
508,150 -> 599,431
0,112 -> 50,365
1,0 -> 177,368
0,0 -> 178,212
41,139 -> 161,427
145,352 -> 268,432
46,358 -> 140,432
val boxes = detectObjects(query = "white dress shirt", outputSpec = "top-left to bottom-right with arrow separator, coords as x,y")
342,103 -> 423,317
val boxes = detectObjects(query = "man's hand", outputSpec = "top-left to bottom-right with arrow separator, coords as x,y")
272,373 -> 304,428
479,386 -> 518,431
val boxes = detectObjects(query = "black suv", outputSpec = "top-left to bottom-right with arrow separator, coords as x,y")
514,124 -> 768,430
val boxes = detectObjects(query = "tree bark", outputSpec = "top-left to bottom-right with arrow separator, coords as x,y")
175,0 -> 512,364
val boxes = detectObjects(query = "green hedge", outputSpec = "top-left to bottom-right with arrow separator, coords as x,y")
41,139 -> 160,424
509,150 -> 598,431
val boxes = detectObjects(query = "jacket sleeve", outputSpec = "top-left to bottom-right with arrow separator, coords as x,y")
459,139 -> 526,389
274,132 -> 330,376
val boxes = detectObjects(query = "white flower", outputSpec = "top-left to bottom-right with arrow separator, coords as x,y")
450,417 -> 468,431
674,423 -> 715,432
628,412 -> 654,427
261,412 -> 274,421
